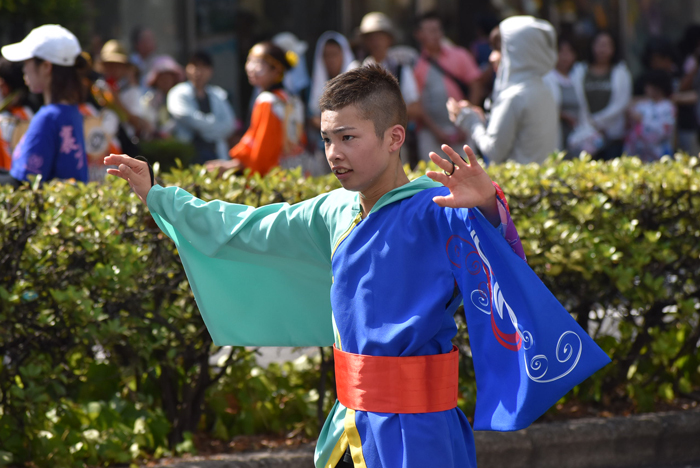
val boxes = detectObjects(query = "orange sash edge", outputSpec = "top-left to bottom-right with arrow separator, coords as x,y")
333,345 -> 459,414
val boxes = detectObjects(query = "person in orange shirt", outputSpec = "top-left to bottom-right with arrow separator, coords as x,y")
208,42 -> 302,176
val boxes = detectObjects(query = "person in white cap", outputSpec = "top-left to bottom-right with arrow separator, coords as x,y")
0,24 -> 88,184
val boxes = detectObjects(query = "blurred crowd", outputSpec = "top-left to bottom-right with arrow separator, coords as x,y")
2,11 -> 700,186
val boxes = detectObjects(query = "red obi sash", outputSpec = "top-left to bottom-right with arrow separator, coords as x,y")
333,345 -> 459,414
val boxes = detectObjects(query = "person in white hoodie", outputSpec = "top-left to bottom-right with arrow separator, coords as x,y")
570,30 -> 632,160
449,16 -> 557,164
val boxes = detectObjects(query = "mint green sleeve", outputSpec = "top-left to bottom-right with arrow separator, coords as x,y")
146,184 -> 350,346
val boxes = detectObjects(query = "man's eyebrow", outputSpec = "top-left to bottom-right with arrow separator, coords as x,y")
320,126 -> 356,136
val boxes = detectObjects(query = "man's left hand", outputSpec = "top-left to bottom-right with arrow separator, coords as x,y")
426,144 -> 500,227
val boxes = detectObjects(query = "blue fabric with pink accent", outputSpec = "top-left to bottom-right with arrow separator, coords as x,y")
10,103 -> 87,183
329,185 -> 609,466
445,200 -> 611,431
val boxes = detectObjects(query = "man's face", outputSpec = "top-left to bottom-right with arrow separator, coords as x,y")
186,62 -> 213,89
321,104 -> 394,193
363,31 -> 392,59
416,18 -> 443,50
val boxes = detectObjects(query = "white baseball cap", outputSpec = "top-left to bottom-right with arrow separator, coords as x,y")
1,24 -> 81,66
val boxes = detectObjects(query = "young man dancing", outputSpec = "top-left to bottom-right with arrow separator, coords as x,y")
106,64 -> 609,468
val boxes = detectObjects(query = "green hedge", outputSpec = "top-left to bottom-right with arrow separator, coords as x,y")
1,154 -> 699,466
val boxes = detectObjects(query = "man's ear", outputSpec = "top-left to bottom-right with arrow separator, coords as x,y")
386,124 -> 406,154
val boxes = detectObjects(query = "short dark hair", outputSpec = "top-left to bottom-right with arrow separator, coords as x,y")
319,63 -> 407,138
476,13 -> 500,37
641,37 -> 676,70
130,26 -> 145,51
0,58 -> 27,92
188,50 -> 213,68
643,69 -> 673,97
416,11 -> 442,29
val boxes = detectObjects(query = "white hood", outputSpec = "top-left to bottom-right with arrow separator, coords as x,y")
308,31 -> 356,115
494,16 -> 556,95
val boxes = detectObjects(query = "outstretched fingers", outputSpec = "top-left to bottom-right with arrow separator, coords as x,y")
462,144 -> 480,167
441,144 -> 468,168
428,150 -> 454,171
104,154 -> 135,167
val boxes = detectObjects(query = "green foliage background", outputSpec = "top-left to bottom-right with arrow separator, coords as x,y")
0,0 -> 88,44
0,154 -> 699,466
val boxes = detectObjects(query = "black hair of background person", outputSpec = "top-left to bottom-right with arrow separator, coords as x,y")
0,58 -> 42,112
188,50 -> 214,68
586,30 -> 623,65
678,24 -> 700,63
633,37 -> 678,96
0,58 -> 27,93
642,69 -> 674,98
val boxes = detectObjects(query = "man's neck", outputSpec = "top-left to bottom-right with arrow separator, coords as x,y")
358,161 -> 410,217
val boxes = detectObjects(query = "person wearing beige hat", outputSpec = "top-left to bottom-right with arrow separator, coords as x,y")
0,24 -> 88,185
355,12 -> 421,122
97,39 -> 148,138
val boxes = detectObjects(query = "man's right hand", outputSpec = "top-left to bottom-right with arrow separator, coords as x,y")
105,154 -> 153,205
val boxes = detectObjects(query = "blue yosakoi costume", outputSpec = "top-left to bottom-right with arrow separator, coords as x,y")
146,176 -> 610,468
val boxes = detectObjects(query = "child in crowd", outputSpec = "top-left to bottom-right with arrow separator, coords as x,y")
207,42 -> 304,176
106,64 -> 608,468
624,70 -> 676,162
0,24 -> 88,185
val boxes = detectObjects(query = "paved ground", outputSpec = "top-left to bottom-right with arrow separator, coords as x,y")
147,409 -> 700,468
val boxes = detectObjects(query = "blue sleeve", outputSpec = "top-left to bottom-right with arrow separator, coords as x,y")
443,206 -> 611,431
10,110 -> 57,182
